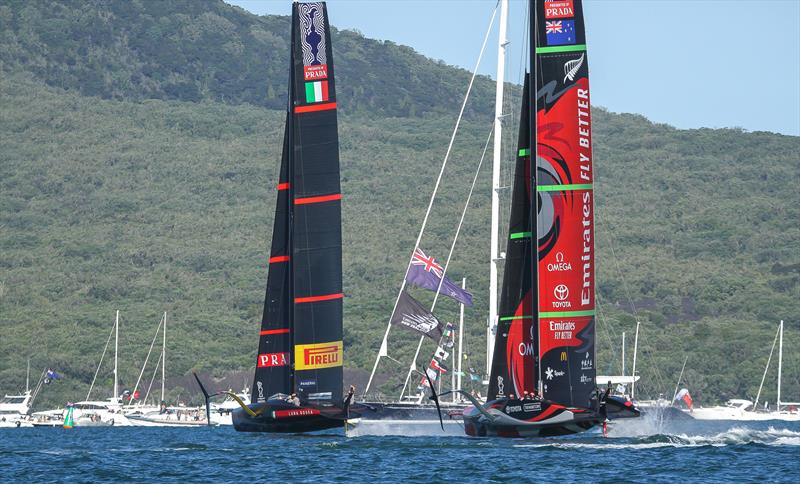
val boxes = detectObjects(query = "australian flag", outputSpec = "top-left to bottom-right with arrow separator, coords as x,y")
406,248 -> 473,307
545,20 -> 576,46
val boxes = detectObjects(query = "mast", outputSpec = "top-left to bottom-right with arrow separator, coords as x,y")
114,309 -> 119,402
529,0 -> 540,394
755,323 -> 780,411
672,355 -> 688,402
621,332 -> 626,376
26,357 -> 30,393
631,321 -> 640,399
456,278 -> 466,403
162,311 -> 167,403
488,0 -> 509,377
778,320 -> 783,410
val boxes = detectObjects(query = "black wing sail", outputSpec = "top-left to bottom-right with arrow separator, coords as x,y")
252,111 -> 293,403
487,75 -> 537,400
290,2 -> 343,406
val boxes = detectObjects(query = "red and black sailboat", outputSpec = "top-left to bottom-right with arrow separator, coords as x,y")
230,1 -> 350,433
461,0 -> 639,437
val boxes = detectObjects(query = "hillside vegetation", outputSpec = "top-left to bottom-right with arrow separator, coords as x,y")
0,0 -> 798,409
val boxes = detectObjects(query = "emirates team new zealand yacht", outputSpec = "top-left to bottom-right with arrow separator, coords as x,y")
458,0 -> 639,437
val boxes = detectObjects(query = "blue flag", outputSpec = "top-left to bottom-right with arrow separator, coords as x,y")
406,248 -> 473,307
545,20 -> 576,46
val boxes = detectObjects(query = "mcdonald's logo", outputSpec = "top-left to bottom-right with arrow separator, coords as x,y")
560,351 -> 567,361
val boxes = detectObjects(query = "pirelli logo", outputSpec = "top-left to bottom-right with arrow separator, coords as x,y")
294,341 -> 343,370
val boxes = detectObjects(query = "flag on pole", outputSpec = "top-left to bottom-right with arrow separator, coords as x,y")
390,291 -> 443,341
430,359 -> 449,373
406,248 -> 474,306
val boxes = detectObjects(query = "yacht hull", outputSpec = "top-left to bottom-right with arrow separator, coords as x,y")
462,399 -> 603,438
232,401 -> 347,433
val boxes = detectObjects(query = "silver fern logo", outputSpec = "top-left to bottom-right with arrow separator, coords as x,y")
563,53 -> 585,83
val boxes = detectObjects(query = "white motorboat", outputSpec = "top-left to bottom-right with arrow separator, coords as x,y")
0,391 -> 33,428
689,399 -> 800,422
127,405 -> 208,427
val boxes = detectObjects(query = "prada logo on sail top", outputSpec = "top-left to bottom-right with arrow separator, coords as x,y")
544,0 -> 574,19
294,341 -> 343,370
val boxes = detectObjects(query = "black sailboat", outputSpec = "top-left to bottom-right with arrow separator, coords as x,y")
231,1 -> 350,433
461,0 -> 639,437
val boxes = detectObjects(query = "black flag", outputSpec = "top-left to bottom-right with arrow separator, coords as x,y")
390,291 -> 443,341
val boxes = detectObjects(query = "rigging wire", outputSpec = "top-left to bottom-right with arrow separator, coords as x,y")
399,124 -> 496,399
85,318 -> 116,401
130,314 -> 164,406
364,2 -> 499,398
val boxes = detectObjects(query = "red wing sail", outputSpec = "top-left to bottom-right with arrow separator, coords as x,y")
534,0 -> 596,409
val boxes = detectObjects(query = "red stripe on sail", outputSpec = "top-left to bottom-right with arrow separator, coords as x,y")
269,255 -> 290,263
260,329 -> 290,335
277,182 -> 291,190
294,193 -> 342,205
294,102 -> 337,113
294,293 -> 344,304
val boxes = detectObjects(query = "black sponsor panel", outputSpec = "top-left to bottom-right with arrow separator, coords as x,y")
539,318 -> 595,408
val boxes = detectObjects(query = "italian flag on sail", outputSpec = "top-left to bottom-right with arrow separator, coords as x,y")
305,80 -> 329,103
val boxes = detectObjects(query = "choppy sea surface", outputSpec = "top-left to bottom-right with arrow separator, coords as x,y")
2,418 -> 799,482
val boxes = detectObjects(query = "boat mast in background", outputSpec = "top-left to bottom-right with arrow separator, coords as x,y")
455,278 -> 466,403
487,0 -> 509,378
113,309 -> 119,402
632,321 -> 640,399
778,319 -> 783,410
162,311 -> 167,403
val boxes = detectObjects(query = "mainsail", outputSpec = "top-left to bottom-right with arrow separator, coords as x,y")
252,1 -> 343,406
488,0 -> 595,409
488,75 -> 536,400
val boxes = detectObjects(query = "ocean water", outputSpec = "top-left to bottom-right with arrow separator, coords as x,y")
1,419 -> 798,482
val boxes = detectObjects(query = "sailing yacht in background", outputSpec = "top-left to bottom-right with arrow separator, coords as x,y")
689,320 -> 799,421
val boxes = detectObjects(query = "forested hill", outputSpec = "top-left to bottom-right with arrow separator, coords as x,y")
0,0 -> 494,118
1,0 -> 798,409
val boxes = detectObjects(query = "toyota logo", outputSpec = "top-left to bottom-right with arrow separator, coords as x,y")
554,284 -> 569,301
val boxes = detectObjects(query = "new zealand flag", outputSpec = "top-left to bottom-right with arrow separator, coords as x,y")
406,248 -> 473,307
545,20 -> 576,46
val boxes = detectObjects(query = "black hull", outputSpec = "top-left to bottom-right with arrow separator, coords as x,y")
232,401 -> 346,434
462,399 -> 603,438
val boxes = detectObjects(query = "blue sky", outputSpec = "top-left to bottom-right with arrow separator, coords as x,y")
227,0 -> 800,136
